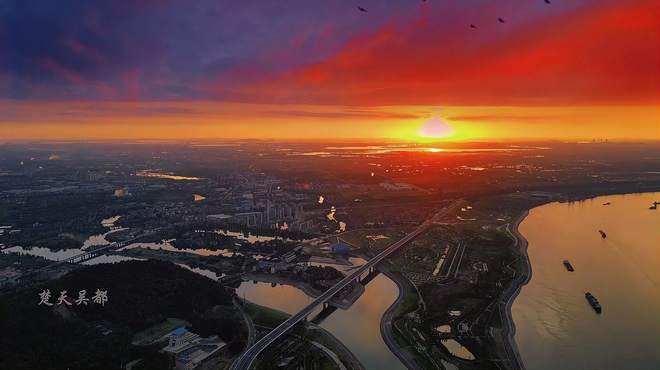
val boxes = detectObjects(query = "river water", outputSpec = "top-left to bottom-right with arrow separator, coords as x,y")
513,192 -> 660,370
1,216 -> 141,265
237,261 -> 406,370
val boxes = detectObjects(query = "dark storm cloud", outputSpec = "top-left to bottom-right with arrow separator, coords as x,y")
0,0 -> 416,100
0,0 -> 166,98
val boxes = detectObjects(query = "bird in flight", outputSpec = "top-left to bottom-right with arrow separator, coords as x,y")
357,6 -> 368,12
470,24 -> 477,29
498,17 -> 506,23
544,0 -> 551,3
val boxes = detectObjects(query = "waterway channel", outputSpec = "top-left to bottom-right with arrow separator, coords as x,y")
512,192 -> 660,370
237,258 -> 407,370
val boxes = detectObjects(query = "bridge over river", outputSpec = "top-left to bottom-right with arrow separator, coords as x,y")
61,231 -> 158,264
231,200 -> 462,370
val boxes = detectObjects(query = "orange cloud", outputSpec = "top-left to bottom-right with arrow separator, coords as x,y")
235,0 -> 659,106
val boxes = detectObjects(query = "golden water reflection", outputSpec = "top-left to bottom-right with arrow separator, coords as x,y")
513,192 -> 660,370
237,271 -> 406,370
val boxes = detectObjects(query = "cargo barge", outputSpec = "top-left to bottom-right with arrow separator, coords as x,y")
585,292 -> 602,314
563,260 -> 574,272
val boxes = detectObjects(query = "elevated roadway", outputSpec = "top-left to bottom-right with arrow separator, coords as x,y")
231,200 -> 462,370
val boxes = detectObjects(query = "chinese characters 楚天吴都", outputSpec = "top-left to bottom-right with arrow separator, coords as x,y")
38,289 -> 108,307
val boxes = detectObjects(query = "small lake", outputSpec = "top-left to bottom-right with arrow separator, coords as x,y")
513,192 -> 660,370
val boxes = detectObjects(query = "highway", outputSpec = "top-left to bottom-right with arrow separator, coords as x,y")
231,200 -> 462,370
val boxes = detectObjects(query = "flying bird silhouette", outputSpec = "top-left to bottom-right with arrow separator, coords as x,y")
544,0 -> 551,3
470,24 -> 477,29
498,17 -> 506,23
357,6 -> 367,12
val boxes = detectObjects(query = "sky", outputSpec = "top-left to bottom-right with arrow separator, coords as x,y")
0,0 -> 658,141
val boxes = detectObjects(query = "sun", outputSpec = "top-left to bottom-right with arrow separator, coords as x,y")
417,117 -> 454,139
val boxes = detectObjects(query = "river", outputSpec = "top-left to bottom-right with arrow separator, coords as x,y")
237,260 -> 406,370
1,215 -> 142,265
512,192 -> 660,370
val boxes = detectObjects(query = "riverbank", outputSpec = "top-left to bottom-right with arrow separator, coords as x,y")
242,272 -> 365,310
241,299 -> 365,370
498,210 -> 530,370
508,191 -> 660,370
498,189 -> 660,370
380,266 -> 425,370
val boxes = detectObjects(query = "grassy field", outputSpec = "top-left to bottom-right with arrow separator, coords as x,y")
244,301 -> 290,328
337,228 -> 405,254
0,252 -> 50,270
393,278 -> 419,318
131,317 -> 190,345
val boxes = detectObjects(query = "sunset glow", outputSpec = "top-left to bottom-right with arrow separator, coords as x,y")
417,117 -> 455,140
1,2 -> 660,369
0,0 -> 658,141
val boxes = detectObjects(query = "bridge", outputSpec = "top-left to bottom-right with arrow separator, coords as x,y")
62,240 -> 131,264
60,231 -> 157,264
45,229 -> 160,267
8,232 -> 156,289
231,200 -> 462,370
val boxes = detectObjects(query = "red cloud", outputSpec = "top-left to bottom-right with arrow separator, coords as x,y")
231,0 -> 659,106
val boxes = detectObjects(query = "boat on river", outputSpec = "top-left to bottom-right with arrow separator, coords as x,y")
563,260 -> 574,272
585,292 -> 602,314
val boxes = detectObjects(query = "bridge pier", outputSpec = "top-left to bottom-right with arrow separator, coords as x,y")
310,302 -> 338,325
359,267 -> 380,286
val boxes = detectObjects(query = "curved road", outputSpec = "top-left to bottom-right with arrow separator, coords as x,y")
231,200 -> 462,370
380,268 -> 421,370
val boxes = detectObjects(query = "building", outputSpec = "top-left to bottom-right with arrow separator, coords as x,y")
83,170 -> 105,181
379,182 -> 414,191
165,328 -> 199,353
233,211 -> 264,227
114,188 -> 131,197
473,261 -> 488,272
206,214 -> 233,222
330,242 -> 351,254
234,200 -> 305,229
162,327 -> 226,370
